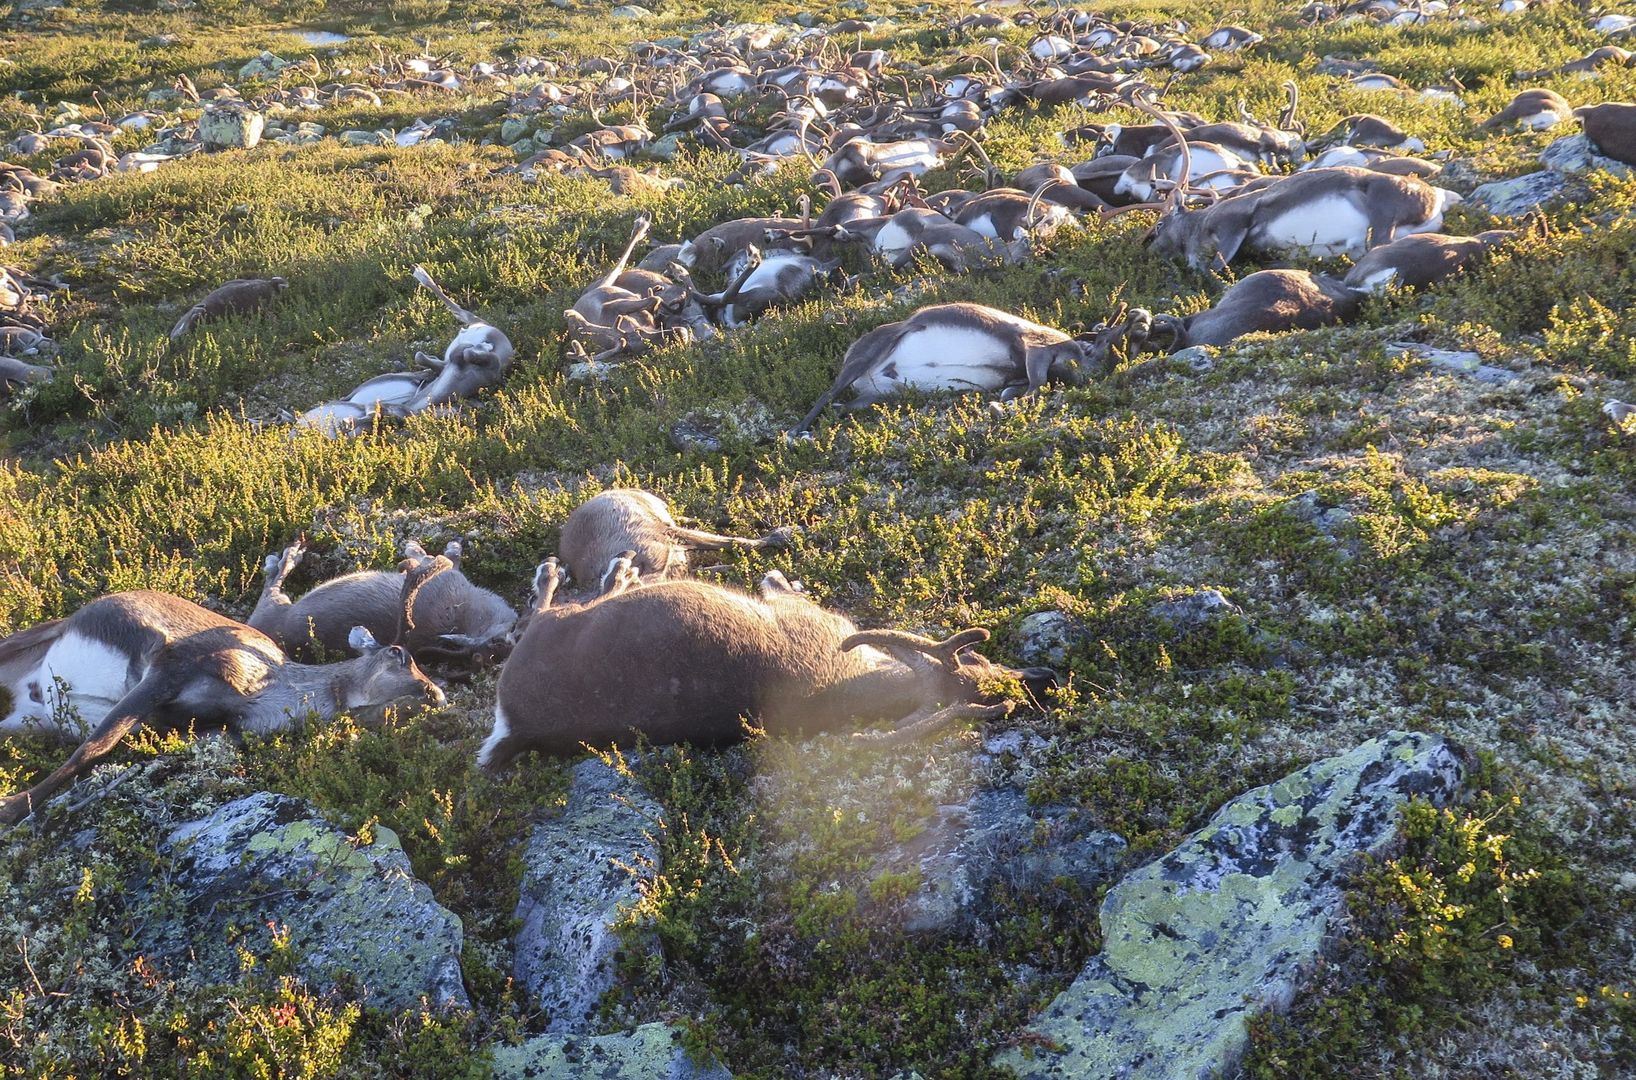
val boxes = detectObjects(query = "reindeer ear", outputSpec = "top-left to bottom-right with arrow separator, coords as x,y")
403,540 -> 430,560
349,626 -> 382,653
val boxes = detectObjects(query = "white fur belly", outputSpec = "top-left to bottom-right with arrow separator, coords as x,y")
1262,197 -> 1373,256
874,220 -> 916,258
5,632 -> 138,735
1521,110 -> 1563,130
1353,266 -> 1399,293
874,143 -> 941,173
854,325 -> 1017,396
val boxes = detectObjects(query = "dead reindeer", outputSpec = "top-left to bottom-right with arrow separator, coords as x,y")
951,186 -> 1077,241
836,206 -> 1026,272
557,488 -> 794,593
1343,229 -> 1517,293
1516,46 -> 1635,81
1146,166 -> 1461,271
674,214 -> 811,274
1073,155 -> 1146,204
565,216 -> 685,358
1311,113 -> 1425,153
568,163 -> 686,195
568,123 -> 653,160
0,576 -> 445,824
792,302 -> 1111,433
1148,269 -> 1363,349
169,276 -> 288,342
249,538 -> 518,664
1113,140 -> 1261,201
1013,163 -> 1110,211
408,264 -> 515,409
1482,88 -> 1575,131
0,354 -> 51,397
676,244 -> 840,328
1576,102 -> 1636,166
479,567 -> 1056,768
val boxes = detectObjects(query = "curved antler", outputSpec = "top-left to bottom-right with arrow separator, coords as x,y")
394,552 -> 455,644
842,626 -> 990,670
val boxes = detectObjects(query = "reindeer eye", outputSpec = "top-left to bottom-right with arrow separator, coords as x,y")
388,645 -> 410,666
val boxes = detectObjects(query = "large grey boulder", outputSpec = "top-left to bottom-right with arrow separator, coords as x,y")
138,792 -> 468,1010
996,730 -> 1464,1080
878,786 -> 1126,934
513,759 -> 662,1032
491,1022 -> 731,1079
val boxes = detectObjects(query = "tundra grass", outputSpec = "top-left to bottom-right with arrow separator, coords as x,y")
1,0 -> 1634,1076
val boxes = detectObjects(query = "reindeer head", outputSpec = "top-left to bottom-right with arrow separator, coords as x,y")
842,627 -> 1057,709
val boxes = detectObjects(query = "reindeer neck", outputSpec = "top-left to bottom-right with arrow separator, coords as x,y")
239,661 -> 348,733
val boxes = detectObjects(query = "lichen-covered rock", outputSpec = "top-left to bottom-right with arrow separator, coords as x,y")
1016,610 -> 1081,666
877,786 -> 1127,934
1468,170 -> 1584,215
996,730 -> 1464,1080
513,758 -> 662,1032
669,400 -> 778,455
136,792 -> 468,1011
1150,588 -> 1240,634
1540,132 -> 1632,177
1388,342 -> 1522,384
238,50 -> 289,80
491,1022 -> 731,1079
338,129 -> 391,146
197,104 -> 264,150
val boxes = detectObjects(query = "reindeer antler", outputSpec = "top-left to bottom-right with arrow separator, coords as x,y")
841,626 -> 990,671
394,552 -> 455,643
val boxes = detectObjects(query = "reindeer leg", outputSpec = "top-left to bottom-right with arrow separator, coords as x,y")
0,674 -> 177,825
599,551 -> 642,596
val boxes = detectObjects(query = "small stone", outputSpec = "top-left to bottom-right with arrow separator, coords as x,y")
648,132 -> 685,160
500,116 -> 532,143
1169,344 -> 1216,374
197,104 -> 264,150
1387,342 -> 1521,384
238,50 -> 289,80
490,1023 -> 732,1079
1016,611 -> 1081,666
566,360 -> 618,382
1149,588 -> 1240,633
1434,158 -> 1482,193
611,3 -> 654,16
877,787 -> 1127,934
140,33 -> 180,47
338,129 -> 389,146
1287,490 -> 1356,546
513,759 -> 663,1032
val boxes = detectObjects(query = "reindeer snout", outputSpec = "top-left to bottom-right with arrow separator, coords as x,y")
423,682 -> 447,707
1020,666 -> 1059,702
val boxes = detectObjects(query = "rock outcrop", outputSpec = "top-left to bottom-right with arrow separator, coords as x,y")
996,730 -> 1464,1080
513,758 -> 662,1032
491,1023 -> 732,1080
138,791 -> 468,1010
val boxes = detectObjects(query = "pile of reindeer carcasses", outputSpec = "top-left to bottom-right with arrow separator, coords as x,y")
0,160 -> 58,397
504,6 -> 1535,432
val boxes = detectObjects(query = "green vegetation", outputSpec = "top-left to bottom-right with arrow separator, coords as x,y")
2,0 -> 1634,1075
